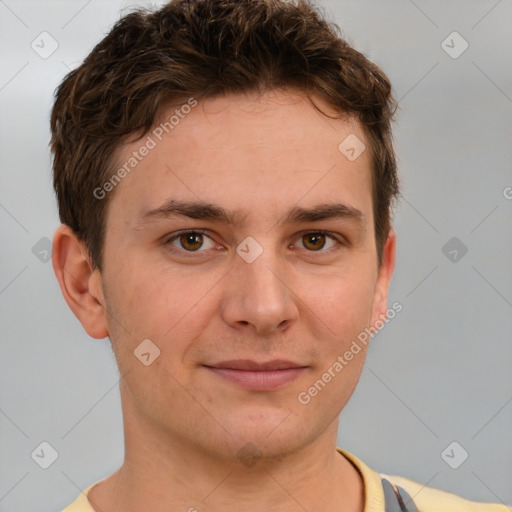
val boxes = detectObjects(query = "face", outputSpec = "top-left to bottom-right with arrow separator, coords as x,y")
94,90 -> 394,463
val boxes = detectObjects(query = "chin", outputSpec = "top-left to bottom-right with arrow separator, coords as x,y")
212,416 -> 310,460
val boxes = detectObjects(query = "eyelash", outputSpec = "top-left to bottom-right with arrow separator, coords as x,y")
163,229 -> 346,256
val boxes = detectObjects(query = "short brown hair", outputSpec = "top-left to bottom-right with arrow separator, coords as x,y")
51,0 -> 399,271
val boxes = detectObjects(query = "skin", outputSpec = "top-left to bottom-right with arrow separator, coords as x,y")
53,89 -> 395,512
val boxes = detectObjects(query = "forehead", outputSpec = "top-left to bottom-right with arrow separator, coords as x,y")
106,90 -> 373,226
150,90 -> 366,166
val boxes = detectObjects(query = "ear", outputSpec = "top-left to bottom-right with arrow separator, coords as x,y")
370,228 -> 396,327
52,225 -> 109,339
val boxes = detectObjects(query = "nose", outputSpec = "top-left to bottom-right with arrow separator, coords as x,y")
220,247 -> 299,335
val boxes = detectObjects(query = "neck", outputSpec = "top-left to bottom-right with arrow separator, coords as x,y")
88,391 -> 364,512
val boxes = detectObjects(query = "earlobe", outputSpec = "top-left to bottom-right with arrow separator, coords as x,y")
370,228 -> 397,326
52,225 -> 109,339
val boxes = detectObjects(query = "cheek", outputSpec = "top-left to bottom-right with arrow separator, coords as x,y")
304,264 -> 377,339
104,260 -> 221,354
295,275 -> 373,417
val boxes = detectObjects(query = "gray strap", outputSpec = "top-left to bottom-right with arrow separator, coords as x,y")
382,478 -> 420,512
395,485 -> 419,512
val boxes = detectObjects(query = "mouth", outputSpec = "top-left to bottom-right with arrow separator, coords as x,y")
203,359 -> 308,391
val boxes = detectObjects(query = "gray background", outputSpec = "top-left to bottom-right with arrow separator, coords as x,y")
1,0 -> 511,510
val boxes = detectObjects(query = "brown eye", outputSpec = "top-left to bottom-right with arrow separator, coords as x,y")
179,233 -> 204,251
294,231 -> 341,253
302,233 -> 327,251
166,230 -> 217,253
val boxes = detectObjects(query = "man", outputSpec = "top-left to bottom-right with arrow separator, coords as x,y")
50,0 -> 509,510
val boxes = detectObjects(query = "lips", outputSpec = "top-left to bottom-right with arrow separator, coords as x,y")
203,359 -> 307,391
206,359 -> 305,371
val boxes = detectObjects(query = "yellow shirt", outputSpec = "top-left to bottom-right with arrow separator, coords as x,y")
62,448 -> 511,511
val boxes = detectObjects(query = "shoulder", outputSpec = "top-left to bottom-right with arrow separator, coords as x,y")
338,448 -> 510,512
61,482 -> 99,512
382,473 -> 512,512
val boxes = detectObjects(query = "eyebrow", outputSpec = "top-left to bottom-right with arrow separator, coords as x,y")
136,199 -> 365,230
